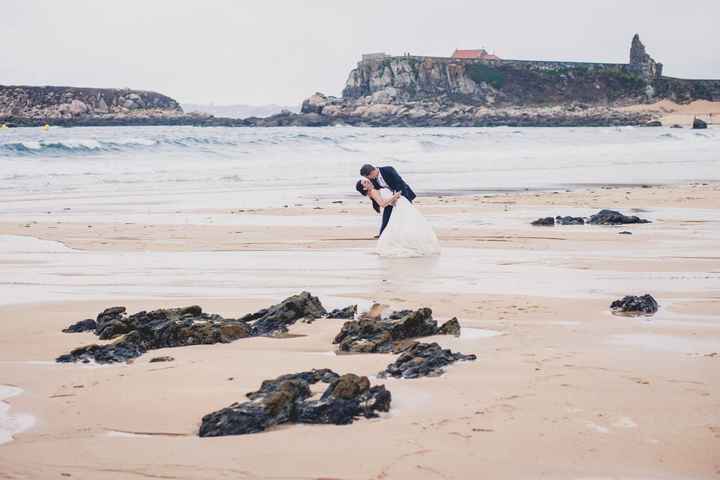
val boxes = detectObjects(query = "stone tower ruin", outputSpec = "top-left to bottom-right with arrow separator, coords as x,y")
629,34 -> 663,82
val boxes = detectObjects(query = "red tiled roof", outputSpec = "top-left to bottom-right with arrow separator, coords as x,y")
452,49 -> 500,60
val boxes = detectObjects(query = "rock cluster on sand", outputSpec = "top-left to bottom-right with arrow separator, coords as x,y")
379,341 -> 477,379
325,305 -> 357,319
198,369 -> 391,437
333,308 -> 461,353
610,294 -> 659,315
57,292 -> 326,363
532,209 -> 650,226
588,209 -> 651,225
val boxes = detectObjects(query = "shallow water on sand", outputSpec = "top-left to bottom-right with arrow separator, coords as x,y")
1,234 -> 718,306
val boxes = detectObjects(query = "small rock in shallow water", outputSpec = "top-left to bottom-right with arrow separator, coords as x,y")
618,231 -> 633,235
325,305 -> 357,319
588,209 -> 650,225
531,217 -> 555,226
62,318 -> 97,333
379,342 -> 476,379
198,369 -> 390,437
692,118 -> 708,129
610,294 -> 659,315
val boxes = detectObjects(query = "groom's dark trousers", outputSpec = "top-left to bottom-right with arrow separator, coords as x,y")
374,166 -> 416,235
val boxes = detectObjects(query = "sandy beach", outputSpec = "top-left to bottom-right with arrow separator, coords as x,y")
1,181 -> 718,479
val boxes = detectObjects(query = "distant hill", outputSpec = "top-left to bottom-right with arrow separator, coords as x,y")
182,103 -> 299,119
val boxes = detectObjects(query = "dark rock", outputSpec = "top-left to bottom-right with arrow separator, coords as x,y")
246,369 -> 340,400
670,124 -> 683,129
326,305 -> 357,319
95,306 -> 128,339
58,293 -> 324,364
618,231 -> 633,235
386,309 -> 414,320
437,317 -> 461,336
610,294 -> 659,315
378,342 -> 477,379
692,118 -> 708,129
149,356 -> 174,363
555,216 -> 585,225
642,120 -> 662,127
56,341 -> 146,364
198,369 -> 390,437
62,318 -> 97,333
333,308 -> 460,353
588,209 -> 650,225
531,217 -> 555,226
240,291 -> 327,336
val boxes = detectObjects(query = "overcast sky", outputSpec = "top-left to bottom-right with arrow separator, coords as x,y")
3,1 -> 719,107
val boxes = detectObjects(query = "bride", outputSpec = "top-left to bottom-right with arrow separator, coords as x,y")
356,178 -> 440,257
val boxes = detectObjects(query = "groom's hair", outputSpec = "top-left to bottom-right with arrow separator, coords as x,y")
360,164 -> 375,177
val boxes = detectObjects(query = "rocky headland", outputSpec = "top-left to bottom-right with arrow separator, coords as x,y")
3,35 -> 718,128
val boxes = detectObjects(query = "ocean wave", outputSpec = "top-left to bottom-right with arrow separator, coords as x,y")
0,136 -> 241,157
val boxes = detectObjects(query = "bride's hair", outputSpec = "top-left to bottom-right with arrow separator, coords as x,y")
356,180 -> 380,213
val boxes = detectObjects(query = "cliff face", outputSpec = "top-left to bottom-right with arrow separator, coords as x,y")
342,57 -> 652,107
0,85 -> 183,124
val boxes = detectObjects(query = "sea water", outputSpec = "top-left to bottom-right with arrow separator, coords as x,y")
1,126 -> 719,307
1,126 -> 718,223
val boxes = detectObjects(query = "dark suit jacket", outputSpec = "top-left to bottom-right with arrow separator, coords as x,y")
377,166 -> 416,202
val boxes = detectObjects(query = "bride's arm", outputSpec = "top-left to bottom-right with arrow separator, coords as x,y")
369,190 -> 400,208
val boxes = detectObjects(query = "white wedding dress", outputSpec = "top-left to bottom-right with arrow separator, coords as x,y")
376,190 -> 440,258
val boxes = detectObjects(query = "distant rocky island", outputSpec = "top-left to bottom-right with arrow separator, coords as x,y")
2,35 -> 718,128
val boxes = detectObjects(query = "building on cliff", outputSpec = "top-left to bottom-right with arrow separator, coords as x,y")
452,49 -> 500,60
340,34 -> 720,106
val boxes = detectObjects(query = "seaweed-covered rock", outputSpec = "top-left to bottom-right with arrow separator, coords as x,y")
240,291 -> 327,336
379,342 -> 477,379
198,370 -> 390,437
62,318 -> 97,333
57,293 -> 326,364
333,308 -> 461,353
531,217 -> 555,226
325,305 -> 357,319
610,294 -> 659,315
588,209 -> 650,225
555,216 -> 585,225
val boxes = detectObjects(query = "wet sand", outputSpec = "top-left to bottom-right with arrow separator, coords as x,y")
620,99 -> 720,127
0,183 -> 719,479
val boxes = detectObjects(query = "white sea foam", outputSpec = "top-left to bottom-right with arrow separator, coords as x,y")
0,385 -> 36,445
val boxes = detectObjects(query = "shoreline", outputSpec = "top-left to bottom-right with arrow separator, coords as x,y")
0,180 -> 718,478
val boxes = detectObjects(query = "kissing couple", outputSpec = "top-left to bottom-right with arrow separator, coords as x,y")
356,164 -> 440,258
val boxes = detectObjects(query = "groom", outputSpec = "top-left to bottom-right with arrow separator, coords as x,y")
360,164 -> 416,235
